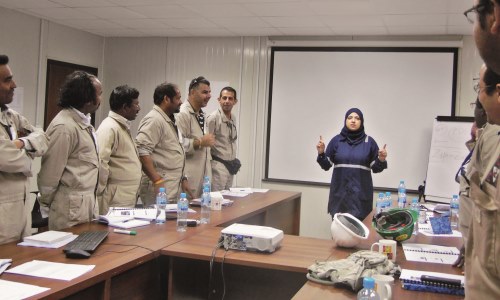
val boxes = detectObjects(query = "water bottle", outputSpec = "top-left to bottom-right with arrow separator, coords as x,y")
357,277 -> 380,300
385,192 -> 392,211
200,187 -> 211,224
203,176 -> 211,193
156,187 -> 167,224
177,192 -> 188,232
397,180 -> 406,209
410,198 -> 419,235
376,193 -> 384,214
450,194 -> 459,230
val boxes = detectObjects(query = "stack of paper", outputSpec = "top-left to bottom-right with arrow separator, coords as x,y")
20,231 -> 77,248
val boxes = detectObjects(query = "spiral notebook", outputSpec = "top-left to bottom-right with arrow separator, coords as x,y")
400,269 -> 464,296
403,243 -> 459,264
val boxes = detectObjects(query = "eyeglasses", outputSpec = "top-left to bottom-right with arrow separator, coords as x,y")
464,2 -> 492,24
473,82 -> 494,94
470,102 -> 477,109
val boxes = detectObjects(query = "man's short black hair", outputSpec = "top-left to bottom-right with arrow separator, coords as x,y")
188,76 -> 210,92
219,86 -> 237,100
478,0 -> 495,30
58,71 -> 98,109
153,82 -> 178,105
109,85 -> 139,111
0,54 -> 9,65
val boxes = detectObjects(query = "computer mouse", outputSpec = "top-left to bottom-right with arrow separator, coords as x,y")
65,249 -> 91,259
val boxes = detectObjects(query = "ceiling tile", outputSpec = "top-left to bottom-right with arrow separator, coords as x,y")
308,0 -> 375,16
244,2 -> 314,17
0,0 -> 62,8
77,6 -> 146,19
26,7 -> 97,19
372,0 -> 448,14
332,26 -> 388,35
50,0 -> 117,8
447,25 -> 471,35
182,3 -> 254,17
383,14 -> 446,26
447,14 -> 469,26
59,19 -> 123,29
110,18 -> 170,28
126,4 -> 198,18
262,16 -> 324,27
321,15 -> 385,27
209,17 -> 270,28
161,18 -> 218,29
387,25 -> 447,35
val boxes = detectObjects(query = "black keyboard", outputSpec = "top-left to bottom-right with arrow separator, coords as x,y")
63,231 -> 109,253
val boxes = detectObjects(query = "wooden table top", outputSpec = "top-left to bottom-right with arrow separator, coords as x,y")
162,226 -> 335,273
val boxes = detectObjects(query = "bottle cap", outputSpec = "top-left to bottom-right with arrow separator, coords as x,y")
412,198 -> 418,203
363,277 -> 375,289
180,192 -> 186,198
159,187 -> 166,192
379,192 -> 384,197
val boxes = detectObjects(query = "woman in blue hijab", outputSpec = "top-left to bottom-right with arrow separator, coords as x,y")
316,108 -> 388,220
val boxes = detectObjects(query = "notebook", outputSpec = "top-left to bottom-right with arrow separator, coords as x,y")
108,219 -> 150,229
402,243 -> 459,264
23,231 -> 73,246
400,269 -> 464,296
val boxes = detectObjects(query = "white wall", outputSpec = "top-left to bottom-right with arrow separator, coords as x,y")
1,5 -> 483,239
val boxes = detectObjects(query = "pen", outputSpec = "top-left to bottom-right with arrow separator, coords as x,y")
113,229 -> 137,235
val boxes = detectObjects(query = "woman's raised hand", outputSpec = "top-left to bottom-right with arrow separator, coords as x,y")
317,135 -> 325,154
378,144 -> 387,161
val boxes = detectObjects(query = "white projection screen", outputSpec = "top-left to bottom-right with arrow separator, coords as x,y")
265,47 -> 457,191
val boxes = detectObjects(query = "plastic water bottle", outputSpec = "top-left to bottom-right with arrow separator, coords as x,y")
156,187 -> 167,224
357,277 -> 380,300
450,194 -> 459,230
177,192 -> 188,232
200,187 -> 211,224
397,180 -> 406,208
385,192 -> 392,211
203,176 -> 211,193
410,198 -> 419,235
376,193 -> 384,214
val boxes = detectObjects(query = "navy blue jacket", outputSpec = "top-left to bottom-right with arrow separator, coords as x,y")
317,134 -> 387,220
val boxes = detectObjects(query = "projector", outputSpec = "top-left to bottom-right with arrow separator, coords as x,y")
220,223 -> 284,253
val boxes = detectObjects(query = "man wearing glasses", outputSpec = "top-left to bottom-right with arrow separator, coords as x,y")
95,85 -> 142,214
463,1 -> 500,298
207,87 -> 241,192
465,0 -> 500,74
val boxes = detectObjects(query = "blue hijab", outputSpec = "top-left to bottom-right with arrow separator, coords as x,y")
340,108 -> 366,145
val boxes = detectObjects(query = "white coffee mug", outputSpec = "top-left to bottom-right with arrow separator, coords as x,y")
371,239 -> 397,262
211,196 -> 222,211
372,274 -> 394,300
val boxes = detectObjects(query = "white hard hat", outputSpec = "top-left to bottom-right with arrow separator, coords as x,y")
330,213 -> 370,248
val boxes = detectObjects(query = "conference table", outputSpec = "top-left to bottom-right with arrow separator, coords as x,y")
163,206 -> 464,300
0,190 -> 301,299
0,190 -> 464,299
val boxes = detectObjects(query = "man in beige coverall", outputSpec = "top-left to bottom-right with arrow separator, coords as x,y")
38,71 -> 102,230
176,76 -> 215,198
463,0 -> 500,298
96,85 -> 142,214
136,82 -> 192,204
0,54 -> 48,244
207,86 -> 240,191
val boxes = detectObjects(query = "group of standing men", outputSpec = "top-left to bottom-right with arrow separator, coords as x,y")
0,56 -> 240,243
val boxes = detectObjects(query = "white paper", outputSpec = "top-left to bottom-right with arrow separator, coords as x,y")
18,235 -> 77,249
5,260 -> 95,281
0,279 -> 50,300
108,219 -> 150,229
251,188 -> 269,193
221,190 -> 249,197
403,243 -> 460,264
230,187 -> 253,193
0,259 -> 12,275
190,198 -> 233,206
